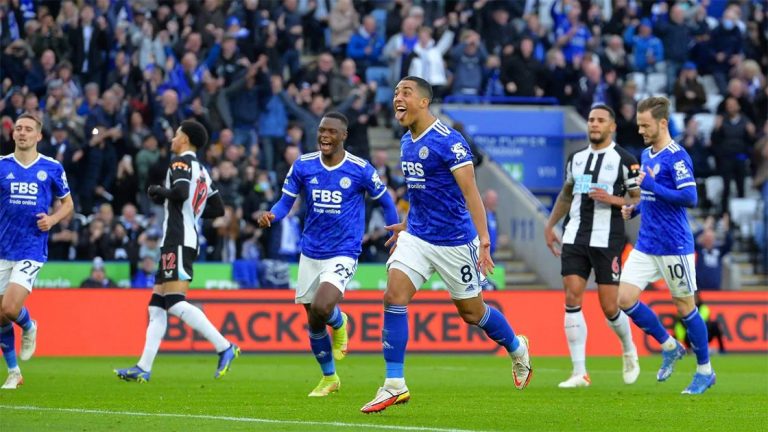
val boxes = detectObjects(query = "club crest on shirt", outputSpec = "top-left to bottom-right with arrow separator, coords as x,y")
418,146 -> 429,159
673,160 -> 690,180
450,143 -> 467,161
339,176 -> 351,189
652,164 -> 661,176
36,170 -> 47,181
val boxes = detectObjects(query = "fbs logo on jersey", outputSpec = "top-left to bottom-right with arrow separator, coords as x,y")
10,182 -> 38,195
450,143 -> 467,161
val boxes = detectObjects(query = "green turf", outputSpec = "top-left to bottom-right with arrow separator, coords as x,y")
1,354 -> 766,431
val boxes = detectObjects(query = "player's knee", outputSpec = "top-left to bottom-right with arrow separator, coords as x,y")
0,301 -> 19,320
564,290 -> 583,307
309,301 -> 334,322
617,285 -> 639,310
383,288 -> 409,306
458,309 -> 484,325
601,303 -> 620,318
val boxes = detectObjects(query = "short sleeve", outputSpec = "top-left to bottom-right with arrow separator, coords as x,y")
169,157 -> 192,184
441,134 -> 474,172
51,162 -> 70,199
620,150 -> 640,190
564,153 -> 575,185
671,154 -> 696,189
282,161 -> 302,197
363,163 -> 387,199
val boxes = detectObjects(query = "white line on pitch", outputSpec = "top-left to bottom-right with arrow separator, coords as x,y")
0,405 -> 490,432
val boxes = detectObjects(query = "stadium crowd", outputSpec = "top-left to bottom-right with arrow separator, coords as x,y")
0,0 -> 766,284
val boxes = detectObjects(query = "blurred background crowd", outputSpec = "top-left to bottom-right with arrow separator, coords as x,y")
0,0 -> 766,287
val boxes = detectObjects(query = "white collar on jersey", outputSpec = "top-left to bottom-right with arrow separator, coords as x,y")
411,118 -> 441,143
178,150 -> 196,158
11,153 -> 41,169
319,151 -> 348,171
648,140 -> 675,159
588,141 -> 616,154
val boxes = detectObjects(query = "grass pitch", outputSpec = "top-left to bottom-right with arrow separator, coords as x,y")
1,354 -> 766,431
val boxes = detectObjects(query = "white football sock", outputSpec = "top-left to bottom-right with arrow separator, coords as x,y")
137,306 -> 167,371
661,336 -> 677,351
565,309 -> 588,375
384,377 -> 406,389
697,362 -> 713,375
168,301 -> 230,352
606,312 -> 636,354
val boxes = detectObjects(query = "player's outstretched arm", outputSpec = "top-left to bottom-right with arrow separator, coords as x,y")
260,192 -> 297,227
375,189 -> 400,227
544,182 -> 574,257
453,164 -> 494,275
37,194 -> 74,232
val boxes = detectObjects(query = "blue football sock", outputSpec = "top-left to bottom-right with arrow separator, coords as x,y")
682,308 -> 710,366
308,329 -> 335,376
326,306 -> 343,330
623,301 -> 671,345
0,323 -> 17,369
14,307 -> 32,331
383,304 -> 408,379
478,304 -> 520,353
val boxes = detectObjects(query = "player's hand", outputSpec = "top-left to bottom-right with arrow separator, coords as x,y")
36,213 -> 54,232
384,221 -> 406,254
256,211 -> 275,228
477,240 -> 495,276
588,187 -> 612,204
147,185 -> 165,204
544,225 -> 561,257
622,204 -> 635,220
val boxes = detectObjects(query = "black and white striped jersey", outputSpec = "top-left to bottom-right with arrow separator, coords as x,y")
562,142 -> 640,248
160,150 -> 217,250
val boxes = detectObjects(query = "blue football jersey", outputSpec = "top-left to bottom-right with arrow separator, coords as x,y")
0,154 -> 71,262
282,151 -> 387,260
400,119 -> 477,246
636,141 -> 696,255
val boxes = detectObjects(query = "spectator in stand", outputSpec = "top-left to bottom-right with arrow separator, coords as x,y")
449,29 -> 488,96
408,23 -> 455,100
553,1 -> 592,63
482,54 -> 505,97
615,102 -> 645,161
694,215 -> 733,291
328,0 -> 359,59
48,203 -> 80,261
673,62 -> 708,116
68,5 -> 110,87
224,57 -> 269,148
80,257 -> 117,288
482,5 -> 519,56
600,35 -> 629,79
623,18 -> 664,74
383,17 -> 420,86
712,97 -> 757,215
710,7 -> 745,94
681,116 -> 714,212
654,3 -> 693,93
502,37 -> 545,98
542,47 -> 575,105
259,74 -> 289,172
754,123 -> 768,273
717,79 -> 758,124
347,15 -> 386,74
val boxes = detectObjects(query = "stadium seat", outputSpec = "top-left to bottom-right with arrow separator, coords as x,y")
628,72 -> 646,93
705,176 -> 724,206
730,198 -> 760,238
671,112 -> 685,135
646,73 -> 667,94
693,113 -> 716,141
705,94 -> 723,115
700,75 -> 719,96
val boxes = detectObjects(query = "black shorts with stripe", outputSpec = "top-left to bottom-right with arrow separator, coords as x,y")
561,243 -> 623,285
156,245 -> 197,283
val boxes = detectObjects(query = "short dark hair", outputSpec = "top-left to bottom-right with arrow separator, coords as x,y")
179,120 -> 208,149
401,76 -> 433,102
590,103 -> 616,120
323,111 -> 349,128
16,112 -> 43,131
637,96 -> 670,121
